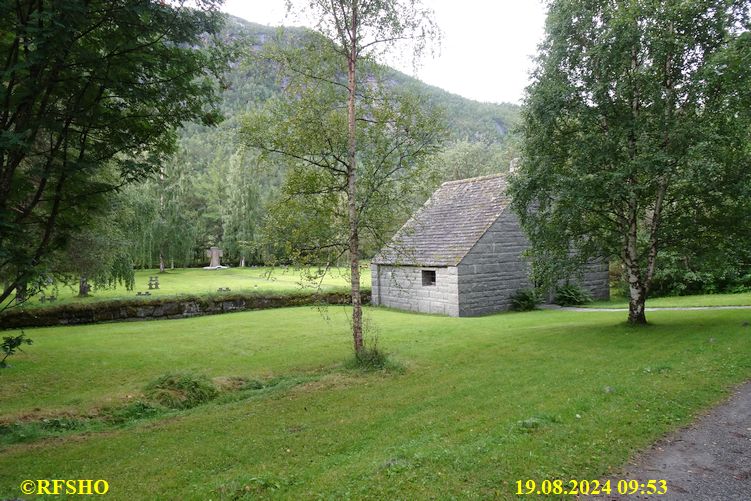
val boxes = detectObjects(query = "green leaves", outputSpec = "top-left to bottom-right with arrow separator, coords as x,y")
0,0 -> 227,304
1,333 -> 33,369
242,33 -> 445,266
510,0 -> 751,319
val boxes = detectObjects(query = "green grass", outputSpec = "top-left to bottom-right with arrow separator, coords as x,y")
1,306 -> 750,500
10,266 -> 369,310
586,291 -> 751,309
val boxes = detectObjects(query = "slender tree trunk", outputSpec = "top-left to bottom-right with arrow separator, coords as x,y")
159,252 -> 165,273
347,2 -> 363,353
622,45 -> 648,326
78,276 -> 90,297
15,281 -> 27,304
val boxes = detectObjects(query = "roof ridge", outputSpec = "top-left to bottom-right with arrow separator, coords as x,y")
440,172 -> 507,186
372,172 -> 511,266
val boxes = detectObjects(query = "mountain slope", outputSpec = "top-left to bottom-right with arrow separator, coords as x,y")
123,14 -> 521,268
219,16 -> 520,143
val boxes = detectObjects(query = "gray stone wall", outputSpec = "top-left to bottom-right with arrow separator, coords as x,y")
458,212 -> 609,314
457,210 -> 532,316
372,211 -> 610,318
576,260 -> 610,300
371,264 -> 459,316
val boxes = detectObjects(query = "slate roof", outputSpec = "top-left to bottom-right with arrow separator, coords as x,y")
372,173 -> 511,266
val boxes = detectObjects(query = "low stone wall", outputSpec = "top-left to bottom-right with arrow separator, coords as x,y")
0,291 -> 370,330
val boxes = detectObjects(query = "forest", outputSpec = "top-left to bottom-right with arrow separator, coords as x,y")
115,17 -> 520,274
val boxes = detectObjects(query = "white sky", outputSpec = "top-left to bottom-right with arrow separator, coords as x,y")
222,0 -> 548,105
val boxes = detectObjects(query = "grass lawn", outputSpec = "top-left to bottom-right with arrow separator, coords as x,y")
8,266 -> 369,310
1,306 -> 750,499
586,291 -> 751,309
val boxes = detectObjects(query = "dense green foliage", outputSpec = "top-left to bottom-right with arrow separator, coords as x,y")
122,16 -> 520,269
554,283 -> 593,307
509,288 -> 541,311
0,333 -> 32,368
0,0 -> 226,306
510,0 -> 751,324
647,250 -> 751,297
243,46 -> 445,266
1,306 -> 750,498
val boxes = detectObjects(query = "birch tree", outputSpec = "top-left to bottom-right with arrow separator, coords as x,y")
246,0 -> 440,352
510,0 -> 751,324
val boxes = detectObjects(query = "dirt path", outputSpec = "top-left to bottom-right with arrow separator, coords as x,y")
596,381 -> 751,500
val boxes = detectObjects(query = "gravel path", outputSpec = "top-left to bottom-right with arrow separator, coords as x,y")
595,381 -> 751,500
541,304 -> 751,312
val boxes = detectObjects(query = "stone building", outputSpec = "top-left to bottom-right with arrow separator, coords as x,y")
370,174 -> 609,317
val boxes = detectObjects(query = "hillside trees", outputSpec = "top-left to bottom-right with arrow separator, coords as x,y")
222,152 -> 263,266
243,0 -> 442,352
428,139 -> 518,183
122,163 -> 204,271
122,142 -> 276,270
0,0 -> 226,305
510,0 -> 751,324
115,18 -> 518,272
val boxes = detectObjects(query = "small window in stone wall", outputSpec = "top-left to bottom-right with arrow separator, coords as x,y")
422,269 -> 436,286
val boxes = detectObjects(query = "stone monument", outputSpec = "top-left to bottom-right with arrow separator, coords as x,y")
204,247 -> 227,269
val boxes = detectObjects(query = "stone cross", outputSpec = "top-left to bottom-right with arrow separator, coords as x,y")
206,247 -> 223,268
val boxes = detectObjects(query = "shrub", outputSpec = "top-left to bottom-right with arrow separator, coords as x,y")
345,335 -> 403,373
349,345 -> 390,371
1,333 -> 33,368
611,251 -> 751,298
509,288 -> 541,311
649,255 -> 751,296
144,373 -> 218,409
554,283 -> 593,306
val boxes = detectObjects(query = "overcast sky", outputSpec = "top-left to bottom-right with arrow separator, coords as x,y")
222,0 -> 548,105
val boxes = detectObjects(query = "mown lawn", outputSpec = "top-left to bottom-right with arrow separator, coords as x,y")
1,306 -> 750,499
586,291 -> 751,309
9,266 -> 369,310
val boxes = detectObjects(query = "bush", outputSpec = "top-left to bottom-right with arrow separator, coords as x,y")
554,283 -> 593,306
349,345 -> 390,371
611,251 -> 751,298
1,333 -> 33,368
144,373 -> 218,409
509,288 -> 541,311
345,335 -> 403,373
649,255 -> 751,297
